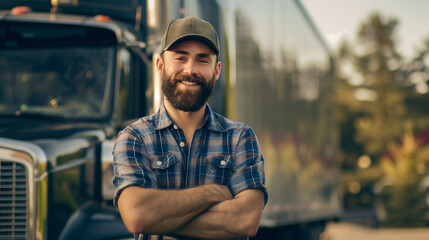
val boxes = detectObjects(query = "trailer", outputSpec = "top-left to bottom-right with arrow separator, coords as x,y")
0,1 -> 341,239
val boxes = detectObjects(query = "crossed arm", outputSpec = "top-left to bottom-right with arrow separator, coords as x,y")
117,185 -> 265,239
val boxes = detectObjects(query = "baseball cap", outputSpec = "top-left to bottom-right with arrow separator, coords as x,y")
161,16 -> 220,55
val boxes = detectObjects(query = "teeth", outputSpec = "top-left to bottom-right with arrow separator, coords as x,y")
182,81 -> 197,86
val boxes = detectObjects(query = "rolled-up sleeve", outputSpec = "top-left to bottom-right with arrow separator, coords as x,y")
228,127 -> 268,204
112,126 -> 157,207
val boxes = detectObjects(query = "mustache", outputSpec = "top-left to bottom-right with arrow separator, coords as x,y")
172,73 -> 205,85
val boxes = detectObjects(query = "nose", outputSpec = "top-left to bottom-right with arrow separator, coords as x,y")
183,60 -> 197,75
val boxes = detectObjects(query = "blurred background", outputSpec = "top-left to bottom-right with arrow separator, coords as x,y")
303,0 -> 429,229
1,0 -> 429,239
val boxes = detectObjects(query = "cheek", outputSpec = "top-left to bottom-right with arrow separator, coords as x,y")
166,62 -> 183,72
162,66 -> 177,79
205,70 -> 216,81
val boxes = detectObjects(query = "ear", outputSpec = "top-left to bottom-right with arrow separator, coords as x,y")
214,61 -> 221,81
156,56 -> 164,74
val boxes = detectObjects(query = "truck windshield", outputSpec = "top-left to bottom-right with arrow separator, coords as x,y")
0,46 -> 114,119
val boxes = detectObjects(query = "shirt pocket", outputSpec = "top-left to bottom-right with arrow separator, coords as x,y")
151,154 -> 181,188
205,155 -> 233,185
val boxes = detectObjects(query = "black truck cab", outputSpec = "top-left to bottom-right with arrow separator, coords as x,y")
0,1 -> 153,239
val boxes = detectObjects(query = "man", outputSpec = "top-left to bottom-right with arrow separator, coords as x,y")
113,16 -> 267,240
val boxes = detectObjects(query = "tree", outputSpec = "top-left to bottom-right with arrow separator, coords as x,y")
379,123 -> 429,226
341,12 -> 406,159
335,12 -> 407,212
402,36 -> 429,132
336,12 -> 429,226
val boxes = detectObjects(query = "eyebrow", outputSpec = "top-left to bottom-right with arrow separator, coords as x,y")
173,50 -> 211,59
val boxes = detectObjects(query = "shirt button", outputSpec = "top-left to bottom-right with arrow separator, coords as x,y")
220,160 -> 226,166
156,161 -> 162,166
173,125 -> 178,130
179,142 -> 185,148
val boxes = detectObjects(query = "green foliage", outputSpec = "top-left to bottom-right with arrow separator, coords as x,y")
337,12 -> 406,159
379,128 -> 429,226
335,11 -> 429,226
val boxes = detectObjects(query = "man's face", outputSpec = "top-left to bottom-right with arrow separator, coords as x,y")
157,40 -> 221,112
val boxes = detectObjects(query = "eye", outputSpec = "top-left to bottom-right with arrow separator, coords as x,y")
197,58 -> 210,63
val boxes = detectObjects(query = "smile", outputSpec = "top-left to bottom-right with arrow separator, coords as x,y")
181,81 -> 198,86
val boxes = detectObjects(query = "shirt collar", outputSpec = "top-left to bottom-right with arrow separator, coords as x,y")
154,103 -> 174,130
154,102 -> 224,132
205,105 -> 225,132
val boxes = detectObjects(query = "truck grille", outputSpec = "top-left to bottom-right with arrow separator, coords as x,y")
0,160 -> 28,240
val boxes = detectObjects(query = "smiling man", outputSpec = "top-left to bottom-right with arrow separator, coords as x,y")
113,16 -> 267,240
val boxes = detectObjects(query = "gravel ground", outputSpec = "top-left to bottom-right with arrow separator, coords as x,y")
324,222 -> 429,240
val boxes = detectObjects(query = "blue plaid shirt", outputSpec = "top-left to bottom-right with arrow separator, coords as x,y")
113,104 -> 267,240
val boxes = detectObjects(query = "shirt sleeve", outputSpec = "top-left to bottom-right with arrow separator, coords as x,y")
228,127 -> 268,204
112,126 -> 158,207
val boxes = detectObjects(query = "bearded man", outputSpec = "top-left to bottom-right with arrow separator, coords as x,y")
113,16 -> 267,240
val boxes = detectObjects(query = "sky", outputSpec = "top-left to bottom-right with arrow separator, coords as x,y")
301,0 -> 429,59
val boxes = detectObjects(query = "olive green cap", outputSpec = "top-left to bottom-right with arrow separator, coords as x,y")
161,16 -> 220,55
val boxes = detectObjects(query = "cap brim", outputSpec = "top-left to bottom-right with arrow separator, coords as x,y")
163,34 -> 219,55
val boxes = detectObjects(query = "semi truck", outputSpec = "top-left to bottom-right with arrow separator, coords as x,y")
0,0 -> 341,239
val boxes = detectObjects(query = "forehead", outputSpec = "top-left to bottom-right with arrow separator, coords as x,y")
167,40 -> 216,56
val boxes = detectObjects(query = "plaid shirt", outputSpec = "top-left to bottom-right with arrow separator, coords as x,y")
113,104 -> 267,240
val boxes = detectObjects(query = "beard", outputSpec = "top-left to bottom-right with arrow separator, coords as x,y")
162,71 -> 216,112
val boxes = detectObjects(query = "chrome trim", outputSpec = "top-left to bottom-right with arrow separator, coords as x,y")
0,138 -> 47,175
101,140 -> 116,200
0,158 -> 32,239
0,138 -> 47,240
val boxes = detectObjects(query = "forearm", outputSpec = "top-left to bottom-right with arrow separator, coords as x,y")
175,200 -> 244,239
118,184 -> 232,234
175,189 -> 265,239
